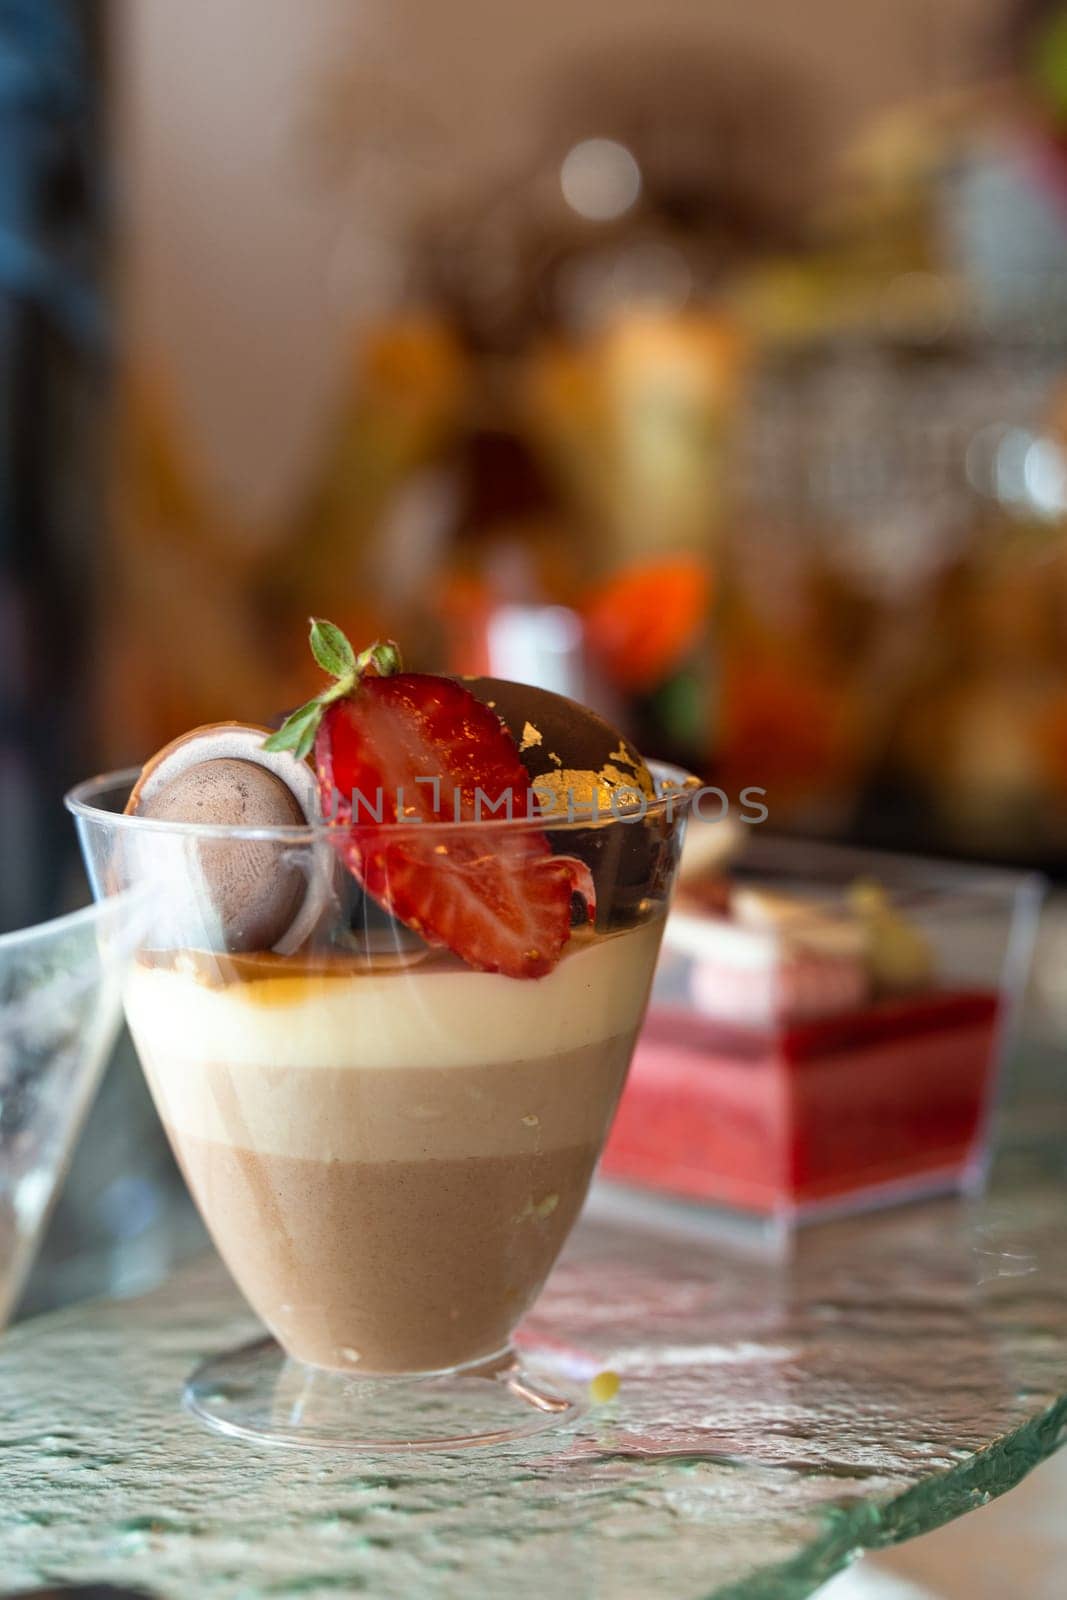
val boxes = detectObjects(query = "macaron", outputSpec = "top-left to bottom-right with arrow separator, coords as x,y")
125,723 -> 330,953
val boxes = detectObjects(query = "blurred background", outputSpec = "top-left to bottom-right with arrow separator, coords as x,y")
6,0 -> 1067,1302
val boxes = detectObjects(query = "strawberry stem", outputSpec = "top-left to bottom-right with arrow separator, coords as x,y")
356,640 -> 402,678
263,620 -> 402,761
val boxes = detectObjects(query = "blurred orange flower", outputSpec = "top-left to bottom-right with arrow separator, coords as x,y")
584,556 -> 711,691
717,657 -> 856,803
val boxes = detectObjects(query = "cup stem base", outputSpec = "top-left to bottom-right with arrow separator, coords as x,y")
183,1336 -> 587,1452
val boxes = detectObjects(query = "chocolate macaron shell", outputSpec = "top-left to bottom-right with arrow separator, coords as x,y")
462,677 -> 661,929
126,722 -> 333,955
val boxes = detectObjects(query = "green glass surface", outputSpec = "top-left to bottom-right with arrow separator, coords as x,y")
2,1154 -> 1066,1599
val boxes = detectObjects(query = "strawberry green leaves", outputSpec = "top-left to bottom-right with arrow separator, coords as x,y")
308,618 -> 356,680
263,619 -> 402,763
264,701 -> 324,762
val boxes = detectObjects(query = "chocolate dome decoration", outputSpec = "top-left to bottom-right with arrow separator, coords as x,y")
463,677 -> 665,927
125,723 -> 331,954
461,677 -> 654,814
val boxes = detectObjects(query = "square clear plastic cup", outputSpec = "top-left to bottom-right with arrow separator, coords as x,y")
602,833 -> 1044,1238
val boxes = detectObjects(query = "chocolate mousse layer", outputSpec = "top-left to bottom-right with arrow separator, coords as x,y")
127,922 -> 662,1373
156,1039 -> 630,1373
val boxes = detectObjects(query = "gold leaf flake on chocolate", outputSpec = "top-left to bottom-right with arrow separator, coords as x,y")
601,759 -> 655,796
531,768 -> 651,814
519,721 -> 543,752
607,741 -> 643,776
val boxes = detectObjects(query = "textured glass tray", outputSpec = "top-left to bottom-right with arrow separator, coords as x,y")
1,1153 -> 1066,1599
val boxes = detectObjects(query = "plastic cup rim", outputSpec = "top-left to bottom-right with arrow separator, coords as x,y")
65,761 -> 699,844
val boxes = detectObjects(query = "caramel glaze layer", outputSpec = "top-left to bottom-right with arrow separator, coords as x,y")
136,922 -> 611,990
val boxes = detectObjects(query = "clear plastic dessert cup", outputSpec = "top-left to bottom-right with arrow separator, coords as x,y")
67,764 -> 693,1450
0,896 -> 137,1326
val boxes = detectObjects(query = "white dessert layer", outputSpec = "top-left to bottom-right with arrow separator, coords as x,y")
127,919 -> 661,1071
127,919 -> 661,1160
665,905 -> 867,967
663,910 -> 869,1026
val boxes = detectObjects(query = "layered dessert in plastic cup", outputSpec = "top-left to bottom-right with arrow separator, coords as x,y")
602,835 -> 1042,1231
68,624 -> 694,1448
127,921 -> 660,1376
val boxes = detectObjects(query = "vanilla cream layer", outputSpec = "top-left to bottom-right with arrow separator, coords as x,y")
128,919 -> 661,1161
127,919 -> 661,1071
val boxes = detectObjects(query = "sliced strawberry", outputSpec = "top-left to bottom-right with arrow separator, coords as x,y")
350,827 -> 592,979
315,672 -> 594,978
264,624 -> 594,976
317,674 -> 531,827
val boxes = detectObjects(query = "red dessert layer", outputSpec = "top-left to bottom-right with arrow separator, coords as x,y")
602,990 -> 1001,1214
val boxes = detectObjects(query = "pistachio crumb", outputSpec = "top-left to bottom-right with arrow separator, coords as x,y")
517,1191 -> 559,1222
590,1370 -> 620,1405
